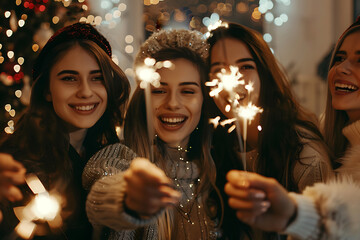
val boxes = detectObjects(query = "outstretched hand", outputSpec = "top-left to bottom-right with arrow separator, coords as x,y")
225,170 -> 297,232
123,158 -> 181,217
0,153 -> 26,222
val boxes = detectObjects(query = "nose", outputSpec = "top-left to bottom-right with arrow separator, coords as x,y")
76,79 -> 93,98
166,91 -> 181,110
336,60 -> 352,75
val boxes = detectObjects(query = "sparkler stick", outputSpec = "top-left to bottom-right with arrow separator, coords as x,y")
135,58 -> 173,162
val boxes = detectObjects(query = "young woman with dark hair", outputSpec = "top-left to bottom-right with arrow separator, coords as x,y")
0,22 -> 130,239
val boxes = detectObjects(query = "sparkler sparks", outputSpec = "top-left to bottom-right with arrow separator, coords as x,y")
207,65 -> 263,170
14,174 -> 62,239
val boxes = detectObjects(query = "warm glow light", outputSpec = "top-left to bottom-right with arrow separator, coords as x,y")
0,56 -> 4,64
6,30 -> 13,37
105,13 -> 113,21
87,15 -> 95,24
18,57 -> 25,65
124,68 -> 134,77
5,126 -> 14,134
9,109 -> 16,117
7,51 -> 15,59
5,104 -> 11,112
14,64 -> 21,73
32,44 -> 39,52
79,17 -> 87,23
236,103 -> 263,124
16,0 -> 22,6
118,3 -> 127,11
125,35 -> 133,44
15,90 -> 22,98
8,120 -> 14,127
113,10 -> 121,18
5,11 -> 11,18
52,16 -> 60,24
18,19 -> 25,27
94,16 -> 102,25
30,193 -> 60,221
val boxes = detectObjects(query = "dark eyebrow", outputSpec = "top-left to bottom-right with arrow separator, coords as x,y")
57,69 -> 101,76
159,82 -> 200,87
335,51 -> 346,55
210,58 -> 255,67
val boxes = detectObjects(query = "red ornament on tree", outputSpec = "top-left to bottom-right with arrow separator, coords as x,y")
23,0 -> 48,12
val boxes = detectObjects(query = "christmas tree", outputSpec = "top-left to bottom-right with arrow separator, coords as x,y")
0,0 -> 88,136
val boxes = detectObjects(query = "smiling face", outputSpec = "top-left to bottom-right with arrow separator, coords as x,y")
328,31 -> 360,122
209,37 -> 261,119
151,58 -> 203,148
47,45 -> 108,131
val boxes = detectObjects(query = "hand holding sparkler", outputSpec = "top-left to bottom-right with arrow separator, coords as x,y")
123,158 -> 181,217
225,170 -> 296,232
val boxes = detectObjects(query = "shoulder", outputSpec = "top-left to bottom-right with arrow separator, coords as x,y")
336,144 -> 360,182
293,128 -> 333,190
82,143 -> 137,190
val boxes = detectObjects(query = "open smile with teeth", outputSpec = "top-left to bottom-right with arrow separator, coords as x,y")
335,82 -> 359,93
160,116 -> 187,126
71,104 -> 97,111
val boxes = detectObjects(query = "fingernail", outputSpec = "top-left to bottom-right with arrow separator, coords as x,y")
260,201 -> 270,212
238,178 -> 249,188
254,192 -> 265,199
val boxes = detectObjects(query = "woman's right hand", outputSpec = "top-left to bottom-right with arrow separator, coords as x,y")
0,153 -> 26,222
123,158 -> 181,217
225,170 -> 297,232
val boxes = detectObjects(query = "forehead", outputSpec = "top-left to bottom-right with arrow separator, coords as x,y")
157,58 -> 201,84
210,37 -> 252,62
52,46 -> 99,71
339,31 -> 360,50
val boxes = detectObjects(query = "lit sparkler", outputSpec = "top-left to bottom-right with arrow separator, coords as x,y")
135,58 -> 174,161
14,174 -> 62,239
207,66 -> 263,170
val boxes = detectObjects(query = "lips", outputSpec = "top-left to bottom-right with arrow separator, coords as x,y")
158,114 -> 187,130
69,103 -> 99,113
334,80 -> 359,94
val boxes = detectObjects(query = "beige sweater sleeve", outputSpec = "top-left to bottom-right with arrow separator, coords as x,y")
293,137 -> 333,192
86,172 -> 157,231
285,177 -> 360,240
83,143 -> 158,231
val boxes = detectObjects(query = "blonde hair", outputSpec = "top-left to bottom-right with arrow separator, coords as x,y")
323,22 -> 360,161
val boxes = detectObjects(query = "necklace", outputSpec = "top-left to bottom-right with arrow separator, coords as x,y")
168,146 -> 201,224
167,145 -> 217,239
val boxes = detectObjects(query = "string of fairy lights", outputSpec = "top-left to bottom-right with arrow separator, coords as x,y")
1,0 -> 290,134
